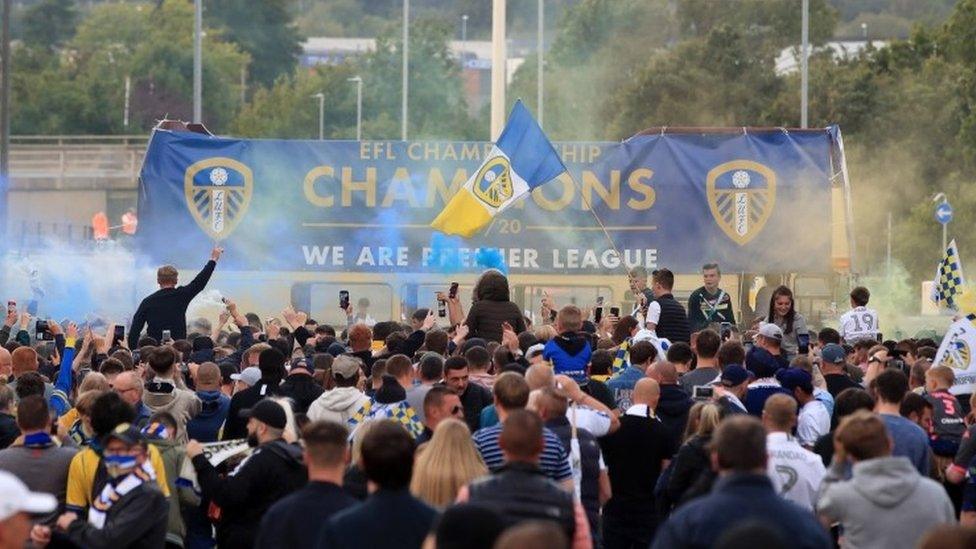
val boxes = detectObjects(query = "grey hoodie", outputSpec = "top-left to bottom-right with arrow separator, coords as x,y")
817,456 -> 955,549
143,378 -> 202,443
306,386 -> 369,425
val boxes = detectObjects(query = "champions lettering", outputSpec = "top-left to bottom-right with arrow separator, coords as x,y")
302,164 -> 656,211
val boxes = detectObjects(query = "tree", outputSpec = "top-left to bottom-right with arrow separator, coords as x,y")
206,0 -> 303,87
21,0 -> 77,51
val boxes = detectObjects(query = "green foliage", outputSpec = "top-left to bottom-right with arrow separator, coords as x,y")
205,0 -> 303,87
232,17 -> 478,140
11,1 -> 249,134
21,0 -> 78,50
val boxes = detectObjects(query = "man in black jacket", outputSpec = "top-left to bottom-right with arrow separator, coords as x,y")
188,399 -> 306,549
317,421 -> 438,549
223,348 -> 286,440
649,269 -> 691,343
278,358 -> 324,414
458,409 -> 587,544
129,247 -> 223,348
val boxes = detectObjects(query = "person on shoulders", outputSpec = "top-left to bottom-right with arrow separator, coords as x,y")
543,306 -> 592,383
129,247 -> 223,348
922,366 -> 966,459
687,263 -> 735,333
838,286 -> 879,345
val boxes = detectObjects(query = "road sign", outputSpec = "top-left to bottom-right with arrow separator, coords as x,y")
936,202 -> 953,225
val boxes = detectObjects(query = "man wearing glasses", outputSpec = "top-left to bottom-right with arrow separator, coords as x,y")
112,371 -> 152,428
417,386 -> 465,444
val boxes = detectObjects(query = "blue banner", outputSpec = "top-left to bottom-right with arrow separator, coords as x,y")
137,128 -> 838,274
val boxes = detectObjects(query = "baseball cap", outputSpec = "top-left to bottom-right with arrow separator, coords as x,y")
777,367 -> 814,393
290,357 -> 313,374
331,355 -> 362,379
230,366 -> 261,386
721,365 -> 751,387
240,399 -> 287,430
758,323 -> 783,341
103,422 -> 146,446
0,470 -> 56,521
821,343 -> 846,365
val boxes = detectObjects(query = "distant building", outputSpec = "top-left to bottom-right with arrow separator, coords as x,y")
301,37 -> 525,116
775,40 -> 888,75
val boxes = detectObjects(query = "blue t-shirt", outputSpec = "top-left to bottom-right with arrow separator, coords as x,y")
882,413 -> 931,475
606,366 -> 646,410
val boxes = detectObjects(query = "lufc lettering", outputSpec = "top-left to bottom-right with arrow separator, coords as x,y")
301,245 -> 658,271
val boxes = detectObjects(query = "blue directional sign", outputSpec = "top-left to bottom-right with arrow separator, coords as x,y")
936,202 -> 953,225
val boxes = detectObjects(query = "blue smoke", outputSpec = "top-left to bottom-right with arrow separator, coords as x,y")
428,232 -> 507,275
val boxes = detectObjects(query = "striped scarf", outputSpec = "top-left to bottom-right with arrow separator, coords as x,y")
88,461 -> 156,529
348,400 -> 424,440
611,339 -> 631,376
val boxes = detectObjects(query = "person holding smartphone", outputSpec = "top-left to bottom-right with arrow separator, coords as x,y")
128,247 -> 223,348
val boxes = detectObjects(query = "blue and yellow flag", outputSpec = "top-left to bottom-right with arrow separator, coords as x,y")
933,239 -> 965,310
430,100 -> 566,237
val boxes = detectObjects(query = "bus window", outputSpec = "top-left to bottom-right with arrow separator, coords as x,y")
309,283 -> 392,329
515,285 -> 613,326
400,284 -> 474,321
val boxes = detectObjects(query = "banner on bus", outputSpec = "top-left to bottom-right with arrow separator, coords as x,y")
137,128 -> 840,275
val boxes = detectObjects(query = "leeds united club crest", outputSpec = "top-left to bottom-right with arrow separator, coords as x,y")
472,155 -> 514,209
183,158 -> 253,241
706,160 -> 777,246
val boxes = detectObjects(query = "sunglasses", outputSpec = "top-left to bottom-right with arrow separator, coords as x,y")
450,405 -> 463,415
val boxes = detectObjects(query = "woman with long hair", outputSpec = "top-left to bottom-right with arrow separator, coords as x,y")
410,419 -> 487,508
664,403 -> 722,509
765,285 -> 809,358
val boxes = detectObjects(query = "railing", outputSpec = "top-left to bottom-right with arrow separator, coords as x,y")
7,135 -> 148,190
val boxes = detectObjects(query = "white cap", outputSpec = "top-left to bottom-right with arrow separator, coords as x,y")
758,322 -> 783,341
0,471 -> 56,521
230,366 -> 261,386
525,344 -> 546,360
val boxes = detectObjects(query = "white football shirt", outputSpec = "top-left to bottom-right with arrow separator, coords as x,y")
839,306 -> 879,343
766,432 -> 826,511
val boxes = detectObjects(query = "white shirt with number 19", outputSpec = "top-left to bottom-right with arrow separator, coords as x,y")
839,306 -> 879,343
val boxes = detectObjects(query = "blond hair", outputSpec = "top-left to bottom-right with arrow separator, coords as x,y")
410,419 -> 487,508
533,324 -> 557,343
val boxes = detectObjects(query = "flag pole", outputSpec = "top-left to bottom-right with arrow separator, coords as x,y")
561,170 -> 628,274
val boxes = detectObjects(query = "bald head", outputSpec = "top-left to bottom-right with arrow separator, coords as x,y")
632,378 -> 660,408
112,371 -> 143,406
0,347 -> 11,378
647,361 -> 678,384
762,393 -> 797,432
525,364 -> 554,391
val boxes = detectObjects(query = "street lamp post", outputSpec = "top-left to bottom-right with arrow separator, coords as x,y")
461,14 -> 468,43
401,0 -> 409,141
861,22 -> 868,40
537,0 -> 543,128
193,0 -> 202,123
800,0 -> 809,128
348,76 -> 363,141
490,0 -> 507,139
312,92 -> 325,140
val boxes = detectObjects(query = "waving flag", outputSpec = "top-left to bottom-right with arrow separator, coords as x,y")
430,100 -> 566,237
933,239 -> 965,310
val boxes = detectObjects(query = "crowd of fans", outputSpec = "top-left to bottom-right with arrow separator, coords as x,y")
0,249 -> 975,549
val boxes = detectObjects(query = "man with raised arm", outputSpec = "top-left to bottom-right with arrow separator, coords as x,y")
129,247 -> 223,348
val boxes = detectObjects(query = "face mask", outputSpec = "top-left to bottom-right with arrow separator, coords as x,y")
247,432 -> 259,448
103,453 -> 138,478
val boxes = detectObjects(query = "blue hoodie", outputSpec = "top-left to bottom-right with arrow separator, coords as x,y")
186,390 -> 230,442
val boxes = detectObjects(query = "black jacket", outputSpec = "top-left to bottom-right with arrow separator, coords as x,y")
278,374 -> 324,414
318,488 -> 438,549
664,434 -> 711,508
193,439 -> 307,549
223,379 -> 283,440
0,413 -> 19,449
467,462 -> 576,542
656,384 -> 693,454
128,260 -> 216,347
459,381 -> 493,432
654,293 -> 691,343
464,271 -> 526,343
256,481 -> 356,549
64,481 -> 168,549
